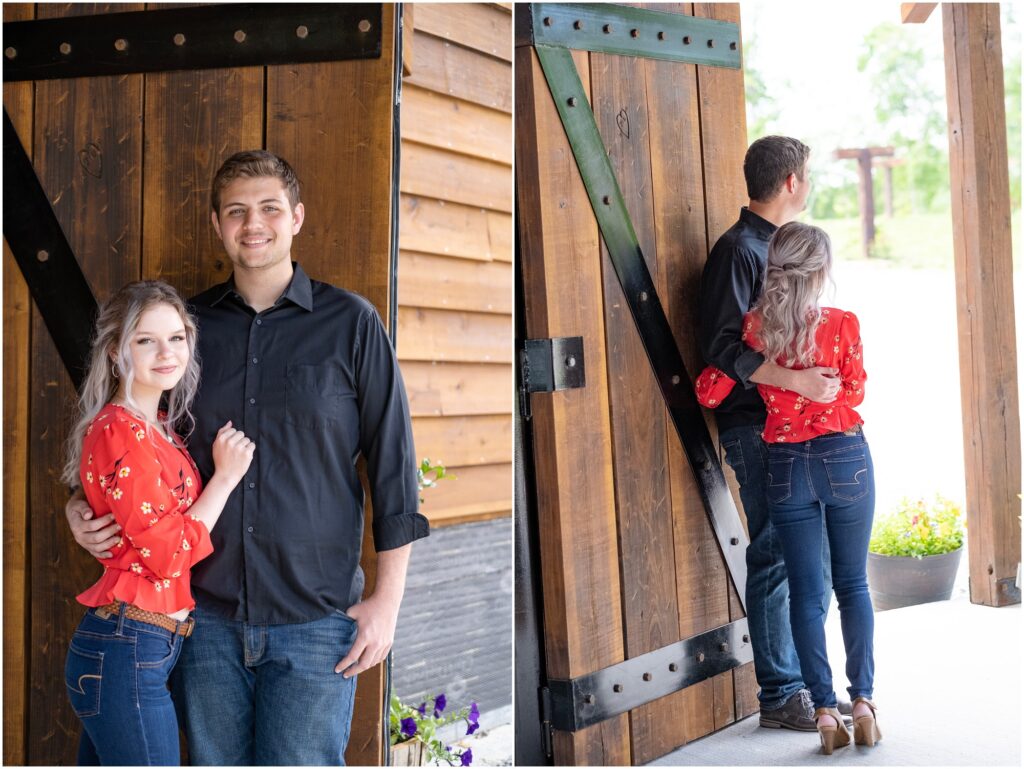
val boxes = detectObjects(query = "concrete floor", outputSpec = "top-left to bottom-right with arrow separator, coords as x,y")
648,561 -> 1022,766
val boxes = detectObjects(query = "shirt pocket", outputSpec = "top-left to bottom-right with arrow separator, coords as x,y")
284,363 -> 354,430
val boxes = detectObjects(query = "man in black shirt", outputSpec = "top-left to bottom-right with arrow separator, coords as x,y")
698,136 -> 851,731
67,151 -> 429,764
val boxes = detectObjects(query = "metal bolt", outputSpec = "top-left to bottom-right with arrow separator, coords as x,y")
36,250 -> 49,262
668,663 -> 678,672
543,16 -> 552,26
730,537 -> 739,545
567,96 -> 578,107
642,672 -> 652,681
5,47 -> 16,59
296,25 -> 309,39
639,291 -> 648,302
630,28 -> 639,38
114,38 -> 128,51
720,642 -> 729,652
987,565 -> 994,575
358,19 -> 372,33
573,20 -> 584,30
613,684 -> 623,693
602,195 -> 611,205
683,35 -> 692,45
173,33 -> 186,46
60,42 -> 72,55
603,23 -> 612,34
730,41 -> 738,50
742,634 -> 750,643
671,374 -> 680,385
696,652 -> 705,663
583,694 -> 594,704
234,30 -> 247,43
707,39 -> 715,48
658,31 -> 666,40
566,356 -> 576,368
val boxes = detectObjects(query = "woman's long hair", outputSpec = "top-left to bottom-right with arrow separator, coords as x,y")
752,221 -> 834,368
61,281 -> 200,487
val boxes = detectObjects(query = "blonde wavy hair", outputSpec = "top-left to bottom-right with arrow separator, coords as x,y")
752,221 -> 834,368
61,281 -> 200,487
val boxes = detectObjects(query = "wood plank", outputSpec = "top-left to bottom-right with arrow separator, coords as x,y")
3,7 -> 33,765
429,507 -> 510,528
404,31 -> 512,112
398,251 -> 512,314
401,141 -> 513,212
402,361 -> 511,417
414,4 -> 512,62
517,44 -> 631,764
30,5 -> 145,763
403,3 -> 414,77
942,3 -> 1021,607
396,307 -> 512,363
412,415 -> 512,466
402,85 -> 513,165
590,43 -> 685,764
399,194 -> 510,262
268,9 -> 396,763
141,66 -> 263,297
417,463 -> 512,523
901,3 -> 937,23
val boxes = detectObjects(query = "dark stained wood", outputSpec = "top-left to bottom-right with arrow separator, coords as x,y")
694,1 -> 759,724
398,252 -> 513,314
517,43 -> 632,765
401,141 -> 513,212
404,32 -> 512,113
28,4 -> 145,764
942,3 -> 1021,607
414,3 -> 512,62
589,44 -> 685,764
3,6 -> 34,764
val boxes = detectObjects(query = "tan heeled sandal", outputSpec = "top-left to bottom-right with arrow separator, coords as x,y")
814,707 -> 851,755
852,697 -> 882,747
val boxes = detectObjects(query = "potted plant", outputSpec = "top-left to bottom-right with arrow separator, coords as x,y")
389,692 -> 480,766
867,495 -> 965,610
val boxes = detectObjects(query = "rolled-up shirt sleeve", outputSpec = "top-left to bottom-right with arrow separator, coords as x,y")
354,307 -> 430,552
699,246 -> 766,388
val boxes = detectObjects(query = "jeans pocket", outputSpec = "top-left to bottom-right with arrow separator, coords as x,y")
766,456 -> 794,504
66,642 -> 103,718
721,438 -> 747,486
136,631 -> 177,669
823,454 -> 869,501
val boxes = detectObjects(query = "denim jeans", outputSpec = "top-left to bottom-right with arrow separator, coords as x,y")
169,603 -> 359,766
65,606 -> 187,766
766,430 -> 876,710
720,423 -> 832,709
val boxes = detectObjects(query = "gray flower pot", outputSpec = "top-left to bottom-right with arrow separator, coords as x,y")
866,546 -> 963,611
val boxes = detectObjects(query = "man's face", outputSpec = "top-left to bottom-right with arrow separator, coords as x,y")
211,176 -> 304,274
793,162 -> 812,213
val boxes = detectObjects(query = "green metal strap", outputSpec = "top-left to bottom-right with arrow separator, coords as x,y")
534,42 -> 749,612
530,3 -> 740,67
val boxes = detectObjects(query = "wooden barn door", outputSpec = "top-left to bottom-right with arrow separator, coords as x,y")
516,4 -> 757,764
3,3 -> 397,764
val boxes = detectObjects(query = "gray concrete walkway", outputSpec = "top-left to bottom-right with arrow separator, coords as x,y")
648,563 -> 1021,766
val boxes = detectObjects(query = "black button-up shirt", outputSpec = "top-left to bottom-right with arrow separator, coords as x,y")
184,263 -> 429,624
698,207 -> 778,433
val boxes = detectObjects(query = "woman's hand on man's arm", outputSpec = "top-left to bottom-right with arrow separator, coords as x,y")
751,361 -> 841,403
65,490 -> 121,559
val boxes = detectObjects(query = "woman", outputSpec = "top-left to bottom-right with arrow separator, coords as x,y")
696,222 -> 880,754
61,281 -> 254,765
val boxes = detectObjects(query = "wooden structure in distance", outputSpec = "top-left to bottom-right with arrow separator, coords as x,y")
833,146 -> 895,257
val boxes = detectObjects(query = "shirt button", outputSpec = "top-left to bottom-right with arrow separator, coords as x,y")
252,357 -> 258,364
249,398 -> 256,405
247,526 -> 254,533
248,482 -> 255,489
255,319 -> 262,326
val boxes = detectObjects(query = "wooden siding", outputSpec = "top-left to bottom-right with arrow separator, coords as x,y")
399,4 -> 513,528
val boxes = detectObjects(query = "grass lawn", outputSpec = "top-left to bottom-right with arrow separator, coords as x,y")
807,210 -> 1022,270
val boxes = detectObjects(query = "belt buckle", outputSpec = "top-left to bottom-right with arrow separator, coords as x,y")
181,616 -> 196,638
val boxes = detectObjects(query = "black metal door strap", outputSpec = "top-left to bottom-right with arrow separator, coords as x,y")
3,109 -> 97,391
3,3 -> 383,82
526,3 -> 741,67
544,618 -> 753,732
519,336 -> 585,420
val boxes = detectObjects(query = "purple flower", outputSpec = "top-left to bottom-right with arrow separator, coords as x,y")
466,722 -> 479,736
434,693 -> 447,717
400,718 -> 417,739
469,702 -> 479,722
416,702 -> 427,716
460,748 -> 473,766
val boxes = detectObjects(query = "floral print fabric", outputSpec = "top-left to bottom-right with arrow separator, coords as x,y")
76,403 -> 213,613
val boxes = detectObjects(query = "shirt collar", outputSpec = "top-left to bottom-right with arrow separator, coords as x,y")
739,206 -> 778,240
209,262 -> 314,312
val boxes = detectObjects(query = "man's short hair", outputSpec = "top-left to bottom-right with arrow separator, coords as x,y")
211,150 -> 301,214
743,136 -> 810,203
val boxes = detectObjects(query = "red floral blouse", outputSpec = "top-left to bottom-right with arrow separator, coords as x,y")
696,307 -> 867,444
76,403 -> 213,613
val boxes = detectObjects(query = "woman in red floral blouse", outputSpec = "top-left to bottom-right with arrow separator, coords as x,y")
696,222 -> 881,755
60,281 -> 254,765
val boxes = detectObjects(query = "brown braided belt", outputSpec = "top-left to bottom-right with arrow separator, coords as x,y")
94,601 -> 195,637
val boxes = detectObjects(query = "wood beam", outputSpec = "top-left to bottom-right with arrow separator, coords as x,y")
901,3 -> 937,24
942,3 -> 1021,607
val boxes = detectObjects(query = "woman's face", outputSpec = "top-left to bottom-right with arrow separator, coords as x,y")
120,302 -> 190,400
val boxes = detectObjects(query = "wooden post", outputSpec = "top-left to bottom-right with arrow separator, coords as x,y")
942,3 -> 1021,607
834,146 -> 894,258
876,158 -> 905,218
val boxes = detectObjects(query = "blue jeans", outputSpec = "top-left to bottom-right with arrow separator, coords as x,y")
766,431 -> 876,709
169,604 -> 359,765
65,606 -> 187,765
720,423 -> 832,708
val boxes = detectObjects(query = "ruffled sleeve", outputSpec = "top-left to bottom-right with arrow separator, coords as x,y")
85,418 -> 213,580
695,366 -> 737,408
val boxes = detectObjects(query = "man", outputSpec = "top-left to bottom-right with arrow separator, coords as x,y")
698,136 -> 852,731
67,150 -> 429,764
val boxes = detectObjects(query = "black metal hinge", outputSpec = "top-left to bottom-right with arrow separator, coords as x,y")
539,685 -> 555,758
519,336 -> 585,420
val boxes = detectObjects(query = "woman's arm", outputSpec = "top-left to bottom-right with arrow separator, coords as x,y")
837,312 -> 867,407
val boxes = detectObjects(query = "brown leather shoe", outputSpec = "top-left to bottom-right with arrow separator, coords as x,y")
759,690 -> 817,732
